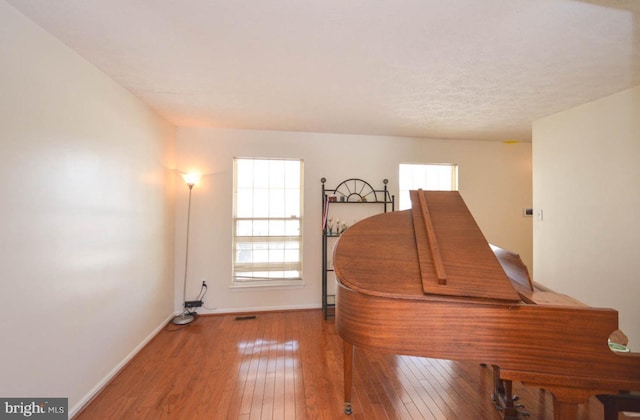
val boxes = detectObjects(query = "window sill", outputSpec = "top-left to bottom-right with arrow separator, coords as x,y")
230,280 -> 305,291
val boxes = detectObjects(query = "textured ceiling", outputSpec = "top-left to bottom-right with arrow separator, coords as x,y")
6,0 -> 640,141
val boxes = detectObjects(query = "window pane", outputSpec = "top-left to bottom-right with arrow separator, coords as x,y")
236,220 -> 253,236
285,219 -> 300,236
236,190 -> 253,218
285,190 -> 300,217
254,220 -> 269,236
398,163 -> 457,210
284,249 -> 299,262
269,160 -> 285,189
235,243 -> 252,263
270,248 -> 284,263
253,189 -> 269,217
269,189 -> 285,217
269,219 -> 285,236
254,249 -> 269,263
284,160 -> 300,188
236,160 -> 254,188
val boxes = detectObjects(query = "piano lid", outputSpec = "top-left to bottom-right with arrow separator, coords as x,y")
333,190 -> 521,303
409,190 -> 520,302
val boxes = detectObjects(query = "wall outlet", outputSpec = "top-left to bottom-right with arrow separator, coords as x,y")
535,209 -> 544,221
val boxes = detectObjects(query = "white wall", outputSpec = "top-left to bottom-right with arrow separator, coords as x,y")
176,127 -> 532,314
0,2 -> 176,415
533,85 -> 640,348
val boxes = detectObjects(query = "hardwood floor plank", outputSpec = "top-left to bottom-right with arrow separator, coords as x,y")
74,310 -> 608,420
261,317 -> 278,420
406,357 -> 451,419
285,313 -> 302,420
396,356 -> 443,419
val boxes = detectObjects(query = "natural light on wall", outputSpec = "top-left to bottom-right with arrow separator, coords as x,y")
398,163 -> 458,210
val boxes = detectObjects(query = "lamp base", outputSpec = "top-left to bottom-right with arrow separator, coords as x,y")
171,313 -> 195,325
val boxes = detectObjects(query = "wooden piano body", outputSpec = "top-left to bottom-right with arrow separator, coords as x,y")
333,190 -> 640,420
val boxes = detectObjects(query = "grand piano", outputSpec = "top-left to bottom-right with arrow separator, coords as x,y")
333,190 -> 640,420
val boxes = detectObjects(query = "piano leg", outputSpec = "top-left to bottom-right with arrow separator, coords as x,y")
552,397 -> 579,420
343,340 -> 354,415
542,386 -> 593,420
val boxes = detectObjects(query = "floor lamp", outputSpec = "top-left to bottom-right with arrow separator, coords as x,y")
172,173 -> 200,325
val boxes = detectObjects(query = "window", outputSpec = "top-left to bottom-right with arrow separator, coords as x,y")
398,163 -> 458,210
233,158 -> 303,286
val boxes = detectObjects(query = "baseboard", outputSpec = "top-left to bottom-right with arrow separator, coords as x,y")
197,303 -> 321,315
69,312 -> 176,418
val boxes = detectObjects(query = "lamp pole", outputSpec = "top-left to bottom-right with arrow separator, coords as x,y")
172,179 -> 196,325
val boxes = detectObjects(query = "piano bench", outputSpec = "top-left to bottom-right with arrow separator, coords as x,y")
596,393 -> 640,420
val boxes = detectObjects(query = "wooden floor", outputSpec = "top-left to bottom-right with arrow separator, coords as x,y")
76,309 -> 613,419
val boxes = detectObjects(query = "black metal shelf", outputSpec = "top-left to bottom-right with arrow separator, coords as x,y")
321,177 -> 395,320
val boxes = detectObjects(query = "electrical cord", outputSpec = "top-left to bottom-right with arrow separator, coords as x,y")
165,313 -> 199,332
196,282 -> 208,301
196,281 -> 217,310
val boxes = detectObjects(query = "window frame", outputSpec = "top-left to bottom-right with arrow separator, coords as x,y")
231,157 -> 304,288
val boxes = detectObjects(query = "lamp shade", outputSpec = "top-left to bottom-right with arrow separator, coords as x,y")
182,173 -> 200,187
